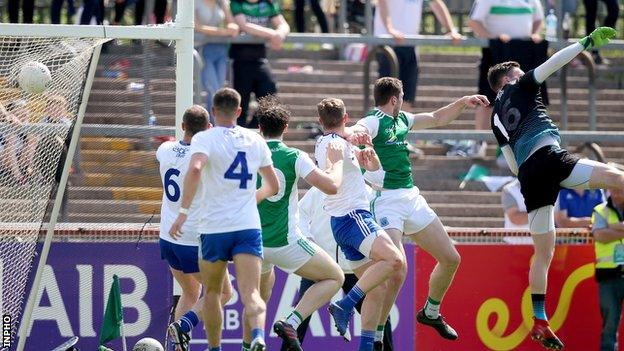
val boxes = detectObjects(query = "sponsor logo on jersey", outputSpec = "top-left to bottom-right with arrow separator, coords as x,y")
172,145 -> 189,158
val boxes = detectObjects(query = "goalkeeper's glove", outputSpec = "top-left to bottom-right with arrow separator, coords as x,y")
579,26 -> 617,50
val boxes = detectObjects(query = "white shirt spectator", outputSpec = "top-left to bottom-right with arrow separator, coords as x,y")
374,0 -> 423,36
501,178 -> 528,229
470,0 -> 544,39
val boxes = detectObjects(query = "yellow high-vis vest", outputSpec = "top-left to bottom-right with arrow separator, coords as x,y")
591,203 -> 623,269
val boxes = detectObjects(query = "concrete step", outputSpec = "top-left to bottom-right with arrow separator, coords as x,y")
430,203 -> 503,217
81,173 -> 161,187
91,77 -> 175,91
68,186 -> 162,201
67,212 -> 162,223
85,101 -> 175,115
67,199 -> 159,214
440,216 -> 504,228
420,190 -> 501,204
89,90 -> 175,104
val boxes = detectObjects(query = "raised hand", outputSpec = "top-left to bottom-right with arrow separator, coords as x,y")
580,26 -> 617,49
347,132 -> 372,146
327,141 -> 345,165
462,94 -> 490,108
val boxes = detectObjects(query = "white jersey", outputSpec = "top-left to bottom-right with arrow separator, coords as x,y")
374,0 -> 423,36
191,126 -> 273,234
157,140 -> 201,246
314,133 -> 370,217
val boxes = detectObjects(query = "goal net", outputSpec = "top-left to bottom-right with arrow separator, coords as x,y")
1,32 -> 194,351
0,35 -> 109,347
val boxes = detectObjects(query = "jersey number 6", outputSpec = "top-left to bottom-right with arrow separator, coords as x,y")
164,168 -> 181,202
224,151 -> 253,189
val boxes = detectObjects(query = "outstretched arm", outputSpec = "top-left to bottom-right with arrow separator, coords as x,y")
534,27 -> 616,83
410,95 -> 489,130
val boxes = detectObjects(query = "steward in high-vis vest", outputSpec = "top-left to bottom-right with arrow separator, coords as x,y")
590,188 -> 624,351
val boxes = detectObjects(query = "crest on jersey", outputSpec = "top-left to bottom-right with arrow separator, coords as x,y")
384,127 -> 398,145
380,217 -> 389,227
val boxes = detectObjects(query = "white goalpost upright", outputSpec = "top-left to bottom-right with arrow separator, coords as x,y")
0,1 -> 194,349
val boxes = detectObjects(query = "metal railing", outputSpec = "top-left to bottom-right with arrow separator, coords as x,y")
202,34 -> 624,132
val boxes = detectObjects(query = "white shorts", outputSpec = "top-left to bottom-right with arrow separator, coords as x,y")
371,187 -> 437,235
261,237 -> 317,274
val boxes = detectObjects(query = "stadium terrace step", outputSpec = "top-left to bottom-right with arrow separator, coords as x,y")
440,216 -> 504,228
83,113 -> 176,126
89,90 -> 176,104
86,101 -> 175,115
91,77 -> 175,91
420,191 -> 501,204
80,137 -> 138,151
68,212 -> 161,223
80,150 -> 155,163
67,199 -> 160,214
81,173 -> 161,187
78,161 -> 159,175
68,186 -> 162,201
95,67 -> 175,79
268,48 -> 339,60
430,203 -> 503,217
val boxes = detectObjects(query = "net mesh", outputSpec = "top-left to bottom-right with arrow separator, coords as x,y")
0,35 -> 108,344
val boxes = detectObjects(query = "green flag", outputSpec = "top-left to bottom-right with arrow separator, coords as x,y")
99,274 -> 123,346
459,164 -> 489,189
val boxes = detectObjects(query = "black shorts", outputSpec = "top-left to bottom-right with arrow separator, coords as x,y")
518,145 -> 580,212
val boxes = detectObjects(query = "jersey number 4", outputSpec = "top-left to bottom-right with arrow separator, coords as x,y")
224,151 -> 253,189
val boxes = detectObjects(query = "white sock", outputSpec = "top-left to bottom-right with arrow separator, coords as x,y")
375,325 -> 384,342
285,311 -> 303,330
424,297 -> 440,319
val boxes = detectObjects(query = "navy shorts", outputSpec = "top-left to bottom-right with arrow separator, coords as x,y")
200,229 -> 263,262
331,209 -> 381,263
159,239 -> 200,274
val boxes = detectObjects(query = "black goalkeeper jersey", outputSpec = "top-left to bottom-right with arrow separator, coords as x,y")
490,70 -> 561,165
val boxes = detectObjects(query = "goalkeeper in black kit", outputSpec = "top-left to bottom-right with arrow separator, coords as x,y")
487,27 -> 624,350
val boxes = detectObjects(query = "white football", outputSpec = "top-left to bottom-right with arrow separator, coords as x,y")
132,337 -> 164,351
17,61 -> 52,94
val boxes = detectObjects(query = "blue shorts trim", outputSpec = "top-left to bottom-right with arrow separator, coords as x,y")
159,239 -> 199,273
200,229 -> 263,262
331,209 -> 381,262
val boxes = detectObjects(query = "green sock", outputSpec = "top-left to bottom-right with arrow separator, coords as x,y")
242,342 -> 251,351
375,324 -> 385,342
424,296 -> 441,319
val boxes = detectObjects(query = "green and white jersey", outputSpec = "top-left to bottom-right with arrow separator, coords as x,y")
357,108 -> 415,189
257,140 -> 316,248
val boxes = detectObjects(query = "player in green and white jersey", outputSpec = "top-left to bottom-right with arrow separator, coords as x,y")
242,96 -> 345,351
349,77 -> 489,341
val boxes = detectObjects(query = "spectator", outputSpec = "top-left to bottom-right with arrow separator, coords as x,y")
195,0 -> 239,117
501,178 -> 528,229
374,0 -> 461,110
0,103 -> 24,184
8,0 -> 34,23
591,188 -> 624,351
50,0 -> 76,24
79,0 -> 105,25
468,0 -> 545,158
294,0 -> 329,36
113,0 -> 145,26
230,0 -> 290,128
554,188 -> 605,228
6,99 -> 38,178
584,0 -> 619,64
113,0 -> 168,26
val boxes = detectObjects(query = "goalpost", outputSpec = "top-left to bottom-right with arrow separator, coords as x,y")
0,1 -> 194,349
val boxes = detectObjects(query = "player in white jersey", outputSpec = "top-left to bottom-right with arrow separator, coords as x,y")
249,96 -> 345,351
169,88 -> 279,351
159,105 -> 234,351
315,98 -> 404,351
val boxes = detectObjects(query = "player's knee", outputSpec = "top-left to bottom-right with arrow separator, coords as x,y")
182,285 -> 202,303
244,293 -> 266,316
441,250 -> 461,270
387,250 -> 404,272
